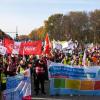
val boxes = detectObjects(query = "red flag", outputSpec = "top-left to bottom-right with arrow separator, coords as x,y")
19,41 -> 42,55
44,33 -> 52,54
4,38 -> 14,54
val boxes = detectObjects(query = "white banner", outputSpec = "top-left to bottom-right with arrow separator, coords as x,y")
12,42 -> 21,54
0,39 -> 3,46
55,43 -> 62,50
0,45 -> 7,55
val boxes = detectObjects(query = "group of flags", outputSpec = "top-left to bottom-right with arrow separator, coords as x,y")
0,33 -> 88,67
0,33 -> 52,56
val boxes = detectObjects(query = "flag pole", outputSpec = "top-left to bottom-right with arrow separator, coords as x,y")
23,47 -> 25,60
2,32 -> 4,69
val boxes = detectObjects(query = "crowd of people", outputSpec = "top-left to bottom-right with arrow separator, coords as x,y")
0,43 -> 100,96
52,44 -> 100,66
0,54 -> 48,95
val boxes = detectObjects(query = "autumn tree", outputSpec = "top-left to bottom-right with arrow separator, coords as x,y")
29,26 -> 45,41
18,35 -> 30,41
28,9 -> 100,43
45,14 -> 64,41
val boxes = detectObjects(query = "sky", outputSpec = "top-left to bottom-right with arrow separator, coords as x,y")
0,0 -> 100,38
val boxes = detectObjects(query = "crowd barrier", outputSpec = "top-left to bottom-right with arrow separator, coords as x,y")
48,62 -> 100,96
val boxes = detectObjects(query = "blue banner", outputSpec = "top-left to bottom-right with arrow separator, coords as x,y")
48,62 -> 100,96
3,69 -> 31,100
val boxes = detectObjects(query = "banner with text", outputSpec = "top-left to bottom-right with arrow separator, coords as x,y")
48,62 -> 100,95
3,39 -> 42,55
19,40 -> 42,55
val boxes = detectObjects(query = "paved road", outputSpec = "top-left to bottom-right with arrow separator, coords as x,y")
32,96 -> 100,100
31,77 -> 100,100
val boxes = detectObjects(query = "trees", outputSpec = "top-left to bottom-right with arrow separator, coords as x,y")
29,26 -> 45,41
90,10 -> 100,43
44,10 -> 100,43
44,14 -> 64,40
44,12 -> 89,42
69,11 -> 89,42
18,35 -> 30,41
28,10 -> 100,43
0,29 -> 13,40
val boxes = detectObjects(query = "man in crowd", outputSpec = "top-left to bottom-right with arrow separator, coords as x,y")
34,59 -> 46,95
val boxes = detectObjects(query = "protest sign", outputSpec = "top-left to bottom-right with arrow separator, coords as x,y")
0,45 -> 7,55
19,41 -> 42,55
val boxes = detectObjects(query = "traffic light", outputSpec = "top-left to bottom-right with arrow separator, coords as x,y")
16,33 -> 19,41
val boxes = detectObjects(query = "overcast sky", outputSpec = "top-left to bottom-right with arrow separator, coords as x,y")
0,0 -> 100,38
